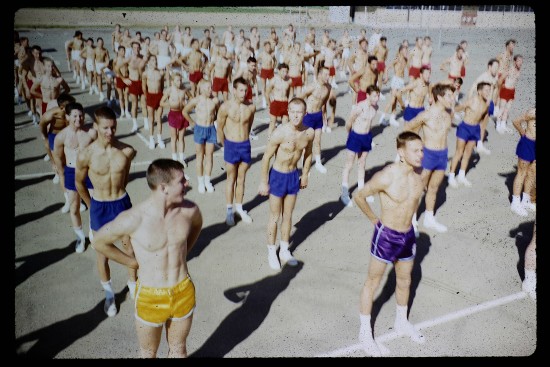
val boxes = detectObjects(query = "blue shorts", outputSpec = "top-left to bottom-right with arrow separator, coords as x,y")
404,106 -> 425,123
422,147 -> 448,171
370,221 -> 416,264
346,130 -> 373,153
488,100 -> 495,117
516,135 -> 536,163
64,166 -> 93,191
48,132 -> 56,151
90,192 -> 132,231
303,110 -> 323,130
224,138 -> 251,164
269,168 -> 300,198
193,124 -> 217,145
456,121 -> 480,142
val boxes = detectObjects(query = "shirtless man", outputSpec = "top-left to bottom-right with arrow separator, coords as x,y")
154,30 -> 173,88
181,26 -> 194,60
160,73 -> 191,160
354,131 -> 426,356
127,42 -> 147,133
300,65 -> 331,174
372,37 -> 389,99
178,38 -> 207,98
21,45 -> 45,125
234,29 -> 245,59
30,57 -> 70,115
448,82 -> 492,188
183,80 -> 220,194
265,63 -> 292,138
286,42 -> 320,99
338,30 -> 353,78
94,37 -> 110,102
171,25 -> 185,56
39,93 -> 75,188
422,36 -> 433,70
223,25 -> 235,62
379,44 -> 408,127
459,40 -> 469,79
510,107 -> 536,217
404,83 -> 455,233
340,85 -> 380,207
316,39 -> 341,90
467,58 -> 500,154
208,45 -> 232,102
398,66 -> 431,133
250,26 -> 260,59
367,28 -> 382,56
66,30 -> 85,86
495,39 -> 516,113
407,37 -> 423,81
111,24 -> 122,54
216,77 -> 256,226
92,158 -> 202,358
233,57 -> 259,122
349,56 -> 378,105
496,54 -> 523,134
113,45 -> 130,119
52,102 -> 97,254
142,54 -> 164,145
236,38 -> 255,78
440,45 -> 465,84
121,29 -> 133,59
258,97 -> 314,270
268,28 -> 280,66
76,106 -> 137,317
258,41 -> 277,109
200,28 -> 212,62
80,37 -> 96,93
347,38 -> 369,100
303,27 -> 317,81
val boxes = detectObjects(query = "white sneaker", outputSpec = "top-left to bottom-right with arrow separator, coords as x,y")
267,246 -> 281,270
389,116 -> 399,127
75,237 -> 85,253
157,139 -> 166,149
143,119 -> 149,130
477,143 -> 491,155
340,193 -> 353,207
197,182 -> 206,194
104,297 -> 117,317
457,175 -> 472,187
131,121 -> 138,133
325,126 -> 332,133
237,210 -> 253,224
52,173 -> 59,184
423,216 -> 448,233
226,210 -> 235,226
448,175 -> 458,188
315,162 -> 327,174
43,154 -> 50,162
522,279 -> 536,301
394,320 -> 426,344
279,248 -> 298,266
125,110 -> 131,119
205,181 -> 215,193
522,201 -> 536,212
148,137 -> 155,150
511,201 -> 528,217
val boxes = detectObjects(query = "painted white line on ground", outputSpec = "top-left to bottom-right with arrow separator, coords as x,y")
315,291 -> 528,357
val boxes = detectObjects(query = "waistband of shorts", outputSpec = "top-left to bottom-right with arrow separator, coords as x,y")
305,110 -> 322,117
225,137 -> 250,145
461,120 -> 478,126
376,220 -> 412,235
271,167 -> 298,175
92,191 -> 128,202
137,273 -> 191,295
407,105 -> 424,110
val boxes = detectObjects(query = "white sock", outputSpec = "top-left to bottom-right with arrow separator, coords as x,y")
458,169 -> 466,178
235,203 -> 244,213
205,175 -> 211,184
101,279 -> 115,300
172,153 -> 178,160
424,210 -> 434,220
395,304 -> 408,323
280,241 -> 290,252
522,192 -> 531,203
315,155 -> 322,165
477,140 -> 483,148
226,204 -> 233,212
391,113 -> 396,120
342,185 -> 349,196
73,226 -> 86,242
157,134 -> 163,143
359,313 -> 372,339
449,172 -> 456,179
179,152 -> 186,162
127,280 -> 136,297
512,195 -> 521,204
198,176 -> 205,186
358,180 -> 364,190
525,269 -> 536,284
143,117 -> 149,125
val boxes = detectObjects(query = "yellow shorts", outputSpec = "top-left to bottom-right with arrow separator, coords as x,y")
134,274 -> 196,327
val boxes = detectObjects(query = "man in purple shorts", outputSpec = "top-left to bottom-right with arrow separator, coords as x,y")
217,77 -> 256,226
258,98 -> 314,270
76,106 -> 137,317
448,82 -> 491,188
404,83 -> 455,234
353,131 -> 426,356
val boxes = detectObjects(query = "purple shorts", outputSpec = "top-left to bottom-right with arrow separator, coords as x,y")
456,121 -> 480,142
370,221 -> 416,264
516,135 -> 536,163
421,147 -> 448,171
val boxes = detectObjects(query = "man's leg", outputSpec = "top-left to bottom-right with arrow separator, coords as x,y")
267,194 -> 283,270
225,163 -> 237,226
340,150 -> 355,206
448,139 -> 466,188
457,141 -> 476,187
165,316 -> 193,358
279,194 -> 298,266
135,320 -> 163,358
195,143 -> 206,193
235,162 -> 252,223
394,260 -> 425,343
204,143 -> 215,192
422,170 -> 448,232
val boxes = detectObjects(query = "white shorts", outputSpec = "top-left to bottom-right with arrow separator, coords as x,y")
391,76 -> 405,90
95,62 -> 106,74
157,55 -> 171,70
71,50 -> 82,62
342,48 -> 350,59
85,58 -> 94,72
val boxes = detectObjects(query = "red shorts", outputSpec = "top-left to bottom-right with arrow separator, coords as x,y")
329,66 -> 336,76
448,74 -> 460,81
168,110 -> 189,130
269,100 -> 289,117
212,77 -> 229,93
246,84 -> 253,101
146,92 -> 163,109
499,86 -> 515,101
260,68 -> 274,80
409,66 -> 421,78
129,80 -> 143,96
357,90 -> 367,104
377,61 -> 386,73
41,101 -> 47,115
116,77 -> 126,90
422,63 -> 431,70
290,76 -> 303,87
460,65 -> 466,77
189,71 -> 202,84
